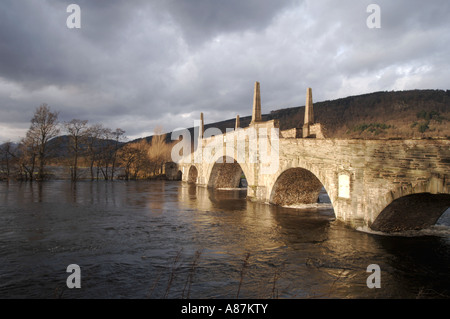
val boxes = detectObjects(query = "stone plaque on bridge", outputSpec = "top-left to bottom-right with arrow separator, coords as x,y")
338,174 -> 350,199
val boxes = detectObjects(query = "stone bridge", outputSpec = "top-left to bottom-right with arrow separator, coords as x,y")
176,83 -> 450,232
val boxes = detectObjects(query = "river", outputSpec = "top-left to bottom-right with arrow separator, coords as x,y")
0,180 -> 449,299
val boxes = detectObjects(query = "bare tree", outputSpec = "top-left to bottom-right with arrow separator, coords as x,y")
98,127 -> 113,180
18,129 -> 40,181
111,128 -> 125,180
27,104 -> 60,180
117,143 -> 139,180
85,123 -> 105,180
133,139 -> 152,179
148,126 -> 171,176
0,141 -> 16,181
117,139 -> 151,180
65,119 -> 89,181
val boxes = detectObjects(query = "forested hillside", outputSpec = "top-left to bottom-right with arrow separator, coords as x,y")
267,89 -> 450,139
174,89 -> 449,140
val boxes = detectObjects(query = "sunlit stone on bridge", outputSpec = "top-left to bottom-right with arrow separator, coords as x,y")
177,83 -> 450,233
208,157 -> 243,189
270,168 -> 323,206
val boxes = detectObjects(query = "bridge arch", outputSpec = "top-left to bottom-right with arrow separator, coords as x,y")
187,165 -> 199,184
268,165 -> 334,211
205,155 -> 250,189
370,178 -> 450,232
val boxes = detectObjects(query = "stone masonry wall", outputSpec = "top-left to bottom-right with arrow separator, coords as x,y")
182,128 -> 450,230
261,138 -> 450,229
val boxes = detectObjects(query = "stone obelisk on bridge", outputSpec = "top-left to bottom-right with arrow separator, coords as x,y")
303,87 -> 314,138
251,81 -> 262,124
199,112 -> 204,138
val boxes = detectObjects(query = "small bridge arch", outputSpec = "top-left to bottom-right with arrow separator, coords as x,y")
187,165 -> 199,184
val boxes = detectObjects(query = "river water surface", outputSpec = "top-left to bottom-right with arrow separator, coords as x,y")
0,180 -> 449,299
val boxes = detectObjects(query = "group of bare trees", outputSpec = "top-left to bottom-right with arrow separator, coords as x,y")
5,104 -> 61,181
62,119 -> 127,181
63,120 -> 126,181
117,127 -> 174,181
0,104 -> 174,182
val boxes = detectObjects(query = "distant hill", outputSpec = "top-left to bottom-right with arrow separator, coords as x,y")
46,135 -> 125,161
156,89 -> 450,141
268,89 -> 450,139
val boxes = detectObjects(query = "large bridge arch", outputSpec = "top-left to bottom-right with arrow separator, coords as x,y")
205,154 -> 252,189
369,177 -> 450,232
267,162 -> 335,212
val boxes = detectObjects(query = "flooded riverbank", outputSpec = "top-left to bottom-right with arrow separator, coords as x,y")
0,180 -> 449,298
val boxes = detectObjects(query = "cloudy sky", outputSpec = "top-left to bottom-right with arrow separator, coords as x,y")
0,0 -> 449,142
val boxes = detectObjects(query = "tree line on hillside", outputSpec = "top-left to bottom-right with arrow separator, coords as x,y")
0,104 -> 174,182
268,89 -> 450,138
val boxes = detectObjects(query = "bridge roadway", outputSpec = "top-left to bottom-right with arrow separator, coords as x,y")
177,119 -> 450,233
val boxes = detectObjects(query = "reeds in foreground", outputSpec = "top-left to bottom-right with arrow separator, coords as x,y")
182,249 -> 203,299
163,249 -> 183,299
236,252 -> 251,299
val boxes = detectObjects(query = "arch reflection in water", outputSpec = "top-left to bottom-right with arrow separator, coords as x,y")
178,182 -> 336,249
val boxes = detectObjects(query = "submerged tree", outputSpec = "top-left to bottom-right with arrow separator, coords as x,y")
65,119 -> 89,181
0,141 -> 18,181
117,139 -> 151,180
27,104 -> 60,180
18,131 -> 39,181
110,128 -> 126,180
148,126 -> 171,176
85,123 -> 105,180
96,127 -> 113,180
117,142 -> 139,180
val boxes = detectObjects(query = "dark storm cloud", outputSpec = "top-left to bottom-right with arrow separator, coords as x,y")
158,0 -> 299,46
0,0 -> 166,88
0,0 -> 449,142
0,1 -> 67,88
0,0 -> 183,135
